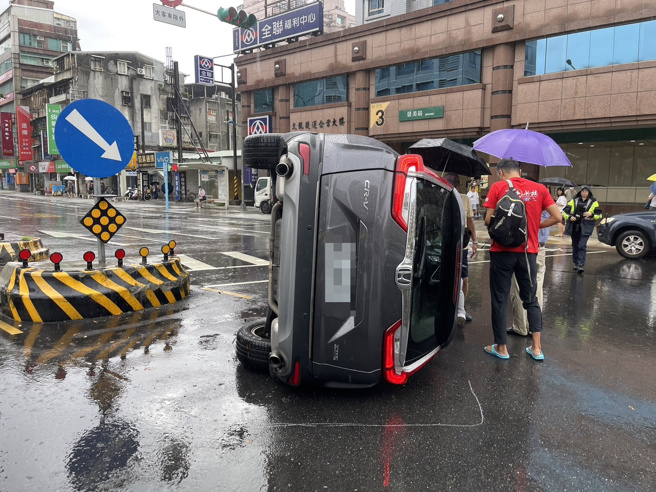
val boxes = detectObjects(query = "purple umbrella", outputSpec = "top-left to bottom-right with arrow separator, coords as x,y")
473,128 -> 572,167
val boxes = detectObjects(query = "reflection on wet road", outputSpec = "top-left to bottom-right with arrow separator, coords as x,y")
1,194 -> 655,491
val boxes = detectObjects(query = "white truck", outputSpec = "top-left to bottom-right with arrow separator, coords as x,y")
254,176 -> 273,213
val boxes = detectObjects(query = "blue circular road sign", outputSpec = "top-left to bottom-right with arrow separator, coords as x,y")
55,99 -> 134,178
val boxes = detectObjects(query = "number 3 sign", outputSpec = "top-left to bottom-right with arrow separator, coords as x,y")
161,0 -> 183,7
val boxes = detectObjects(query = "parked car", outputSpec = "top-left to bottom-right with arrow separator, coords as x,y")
236,132 -> 465,388
597,211 -> 656,259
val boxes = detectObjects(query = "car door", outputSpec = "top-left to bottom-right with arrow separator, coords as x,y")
394,172 -> 463,375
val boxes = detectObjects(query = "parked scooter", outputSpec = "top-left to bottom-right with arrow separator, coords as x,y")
124,187 -> 139,200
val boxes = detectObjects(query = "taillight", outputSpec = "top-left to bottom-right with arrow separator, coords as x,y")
392,155 -> 452,231
288,361 -> 301,386
299,143 -> 311,175
383,321 -> 408,385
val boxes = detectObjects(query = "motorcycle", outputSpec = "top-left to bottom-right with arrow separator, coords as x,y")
124,187 -> 139,200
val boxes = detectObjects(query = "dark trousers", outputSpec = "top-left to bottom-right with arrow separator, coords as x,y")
490,251 -> 541,345
571,228 -> 590,266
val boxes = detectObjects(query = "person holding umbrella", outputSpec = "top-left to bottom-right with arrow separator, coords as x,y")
647,177 -> 656,210
562,186 -> 602,273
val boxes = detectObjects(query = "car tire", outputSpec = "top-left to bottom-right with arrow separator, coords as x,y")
236,320 -> 271,372
260,200 -> 272,214
616,230 -> 650,259
243,134 -> 286,170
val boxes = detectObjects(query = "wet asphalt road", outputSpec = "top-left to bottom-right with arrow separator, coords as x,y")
0,191 -> 655,491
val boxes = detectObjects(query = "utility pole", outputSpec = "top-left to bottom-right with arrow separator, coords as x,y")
174,61 -> 183,202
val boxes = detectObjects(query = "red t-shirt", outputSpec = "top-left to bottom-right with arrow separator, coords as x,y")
484,178 -> 555,254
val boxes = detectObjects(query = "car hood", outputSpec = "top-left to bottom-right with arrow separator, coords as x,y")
609,211 -> 656,220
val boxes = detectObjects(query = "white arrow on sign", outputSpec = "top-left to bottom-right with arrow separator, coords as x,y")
65,109 -> 122,161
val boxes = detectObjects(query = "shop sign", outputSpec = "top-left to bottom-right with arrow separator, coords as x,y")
1,112 -> 13,156
136,152 -> 156,167
0,92 -> 14,107
55,161 -> 71,173
17,105 -> 33,161
291,116 -> 345,132
0,69 -> 13,85
159,129 -> 177,148
39,161 -> 56,173
46,104 -> 61,155
399,106 -> 444,122
0,159 -> 16,169
8,167 -> 15,174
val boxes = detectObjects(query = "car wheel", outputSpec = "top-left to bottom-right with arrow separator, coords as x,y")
243,134 -> 286,170
260,200 -> 272,214
235,320 -> 271,372
616,230 -> 649,259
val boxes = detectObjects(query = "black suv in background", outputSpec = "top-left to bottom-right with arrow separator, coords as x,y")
236,133 -> 464,388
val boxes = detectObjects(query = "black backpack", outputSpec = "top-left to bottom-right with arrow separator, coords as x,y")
488,180 -> 528,248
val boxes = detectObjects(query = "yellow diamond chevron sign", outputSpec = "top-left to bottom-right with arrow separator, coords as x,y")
80,198 -> 126,243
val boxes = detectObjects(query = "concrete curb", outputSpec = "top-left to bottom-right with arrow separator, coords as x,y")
0,257 -> 190,323
0,239 -> 49,267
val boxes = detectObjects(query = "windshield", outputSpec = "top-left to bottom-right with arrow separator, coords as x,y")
406,179 -> 458,364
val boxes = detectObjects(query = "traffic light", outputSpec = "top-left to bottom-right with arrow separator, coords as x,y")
217,6 -> 257,29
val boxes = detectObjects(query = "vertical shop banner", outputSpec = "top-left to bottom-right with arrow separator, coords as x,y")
1,112 -> 13,156
16,105 -> 33,162
46,104 -> 61,155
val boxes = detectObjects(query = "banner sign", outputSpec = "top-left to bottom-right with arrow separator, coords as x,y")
0,159 -> 16,169
233,2 -> 323,53
55,161 -> 71,173
17,105 -> 33,161
194,55 -> 214,85
1,112 -> 13,156
46,104 -> 61,155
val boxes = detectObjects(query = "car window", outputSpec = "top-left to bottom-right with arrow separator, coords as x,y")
406,179 -> 457,364
256,179 -> 268,192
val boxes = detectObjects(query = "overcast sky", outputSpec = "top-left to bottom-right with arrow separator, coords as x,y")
41,0 -> 355,78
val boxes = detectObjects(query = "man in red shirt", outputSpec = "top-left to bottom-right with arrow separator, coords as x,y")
483,158 -> 561,361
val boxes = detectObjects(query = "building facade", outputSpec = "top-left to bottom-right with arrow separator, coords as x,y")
236,0 -> 656,205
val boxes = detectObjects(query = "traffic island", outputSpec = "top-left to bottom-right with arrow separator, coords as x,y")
0,257 -> 190,323
0,237 -> 49,267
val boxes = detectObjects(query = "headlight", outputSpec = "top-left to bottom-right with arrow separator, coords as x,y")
600,217 -> 615,225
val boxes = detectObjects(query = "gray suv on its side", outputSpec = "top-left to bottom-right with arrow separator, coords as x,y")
236,132 -> 465,388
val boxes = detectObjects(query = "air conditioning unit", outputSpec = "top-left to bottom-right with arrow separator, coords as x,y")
137,68 -> 145,75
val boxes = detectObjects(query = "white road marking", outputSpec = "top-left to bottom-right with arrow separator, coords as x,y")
38,230 -> 127,246
204,280 -> 268,288
175,254 -> 217,271
222,251 -> 269,266
0,215 -> 20,221
469,249 -> 608,265
124,227 -> 179,234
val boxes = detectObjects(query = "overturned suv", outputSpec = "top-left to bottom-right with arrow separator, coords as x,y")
236,133 -> 464,388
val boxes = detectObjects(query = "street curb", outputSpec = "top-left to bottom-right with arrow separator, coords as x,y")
0,257 -> 190,323
0,239 -> 49,267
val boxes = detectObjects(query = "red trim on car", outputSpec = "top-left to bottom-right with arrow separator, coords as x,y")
300,143 -> 311,175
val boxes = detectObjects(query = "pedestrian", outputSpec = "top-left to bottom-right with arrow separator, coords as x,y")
152,183 -> 159,200
555,187 -> 567,237
647,181 -> 656,210
197,186 -> 206,209
443,173 -> 477,327
565,186 -> 575,202
467,185 -> 480,219
483,158 -> 561,361
562,185 -> 602,274
508,210 -> 551,336
67,180 -> 75,198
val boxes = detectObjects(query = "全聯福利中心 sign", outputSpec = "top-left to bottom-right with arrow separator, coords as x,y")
233,2 -> 323,53
54,99 -> 135,178
194,56 -> 214,85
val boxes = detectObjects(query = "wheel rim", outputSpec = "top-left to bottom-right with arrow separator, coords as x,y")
251,324 -> 270,340
621,235 -> 645,255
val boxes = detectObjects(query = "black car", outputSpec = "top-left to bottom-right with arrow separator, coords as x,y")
235,132 -> 465,388
597,211 -> 656,259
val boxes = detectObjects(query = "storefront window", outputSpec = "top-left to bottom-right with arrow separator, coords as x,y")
253,89 -> 274,113
294,76 -> 348,108
375,51 -> 481,97
525,20 -> 656,76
